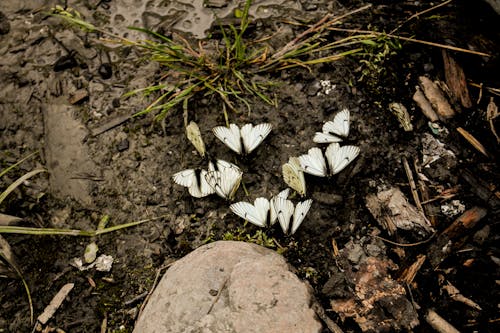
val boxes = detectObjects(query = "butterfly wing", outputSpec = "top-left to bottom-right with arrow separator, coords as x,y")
187,170 -> 215,198
324,108 -> 350,138
313,132 -> 343,143
215,159 -> 241,173
298,147 -> 327,177
325,143 -> 360,175
172,169 -> 196,187
290,199 -> 313,235
230,198 -> 269,227
186,121 -> 206,157
212,124 -> 242,154
282,156 -> 306,196
270,188 -> 290,225
240,123 -> 272,154
273,197 -> 294,234
254,197 -> 271,226
207,167 -> 242,200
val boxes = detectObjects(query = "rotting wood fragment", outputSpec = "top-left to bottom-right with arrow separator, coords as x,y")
442,50 -> 472,108
428,206 -> 487,268
398,254 -> 426,284
365,187 -> 434,236
419,76 -> 456,120
413,86 -> 439,122
37,283 -> 75,325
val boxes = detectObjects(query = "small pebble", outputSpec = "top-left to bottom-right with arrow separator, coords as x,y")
117,138 -> 129,152
54,53 -> 78,72
98,63 -> 113,79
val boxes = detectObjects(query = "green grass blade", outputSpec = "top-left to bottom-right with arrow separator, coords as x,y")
0,151 -> 39,179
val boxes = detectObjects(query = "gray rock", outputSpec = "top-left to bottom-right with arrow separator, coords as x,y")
484,0 -> 500,14
134,241 -> 322,333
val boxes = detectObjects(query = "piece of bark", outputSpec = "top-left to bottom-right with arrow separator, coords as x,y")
442,50 -> 472,108
419,76 -> 456,121
428,206 -> 487,267
398,254 -> 426,284
413,86 -> 439,122
365,187 -> 434,236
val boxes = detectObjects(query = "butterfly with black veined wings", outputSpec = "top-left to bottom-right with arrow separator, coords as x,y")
212,123 -> 272,155
313,108 -> 350,143
186,121 -> 206,158
298,143 -> 360,177
230,189 -> 290,228
273,196 -> 313,235
282,157 -> 306,197
205,163 -> 243,200
172,159 -> 240,198
172,168 -> 215,198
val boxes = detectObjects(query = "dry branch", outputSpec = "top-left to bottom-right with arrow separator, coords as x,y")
425,309 -> 460,333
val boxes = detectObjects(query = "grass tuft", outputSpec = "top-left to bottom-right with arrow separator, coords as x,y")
51,2 -> 376,121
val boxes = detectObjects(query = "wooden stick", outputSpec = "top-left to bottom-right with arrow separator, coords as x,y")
425,309 -> 460,333
402,157 -> 424,214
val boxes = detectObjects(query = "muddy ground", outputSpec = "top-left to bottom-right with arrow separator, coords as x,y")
1,0 -> 499,332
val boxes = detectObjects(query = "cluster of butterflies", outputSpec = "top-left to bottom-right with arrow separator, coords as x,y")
172,122 -> 272,200
282,109 -> 360,196
172,108 -> 360,235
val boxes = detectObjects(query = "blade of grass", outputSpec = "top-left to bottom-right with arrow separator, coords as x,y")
0,151 -> 39,179
0,234 -> 33,324
0,169 -> 46,206
0,214 -> 167,236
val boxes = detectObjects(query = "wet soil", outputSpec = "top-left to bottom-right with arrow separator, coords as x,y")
1,0 -> 499,332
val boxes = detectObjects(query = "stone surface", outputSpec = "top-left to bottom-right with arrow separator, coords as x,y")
134,241 -> 322,333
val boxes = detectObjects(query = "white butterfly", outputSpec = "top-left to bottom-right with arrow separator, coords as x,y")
205,163 -> 243,200
186,121 -> 206,158
282,157 -> 306,197
313,108 -> 350,143
212,123 -> 272,155
273,196 -> 313,235
298,143 -> 360,177
172,168 -> 215,198
230,189 -> 290,228
230,197 -> 273,228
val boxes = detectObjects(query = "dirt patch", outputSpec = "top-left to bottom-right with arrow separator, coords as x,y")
1,0 -> 499,332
